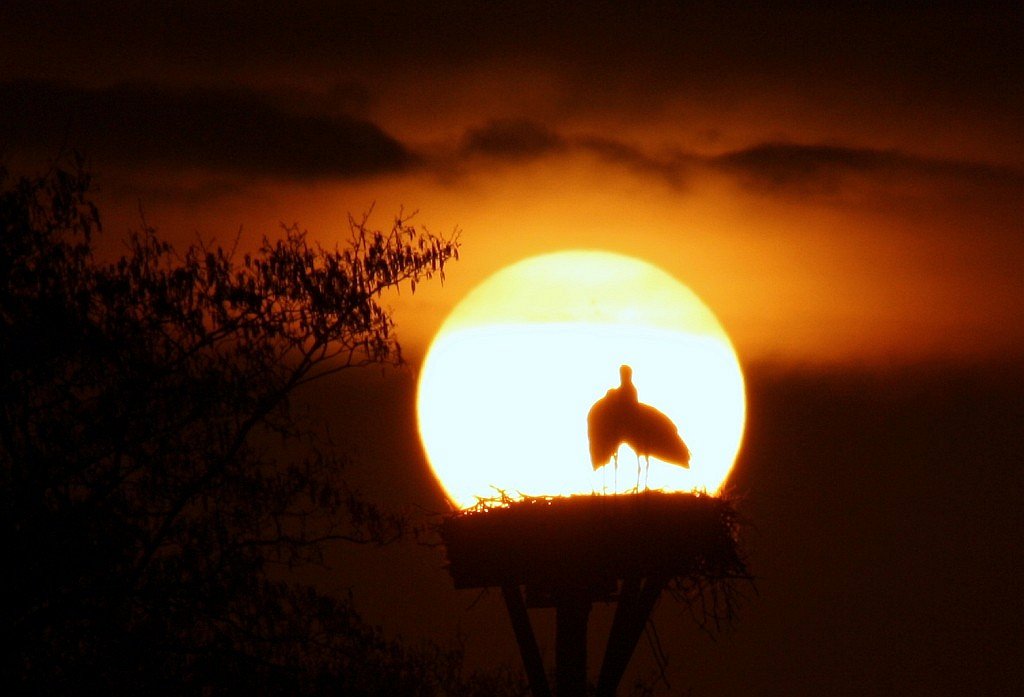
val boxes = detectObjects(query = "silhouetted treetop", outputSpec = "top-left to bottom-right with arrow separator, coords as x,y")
0,158 -> 525,695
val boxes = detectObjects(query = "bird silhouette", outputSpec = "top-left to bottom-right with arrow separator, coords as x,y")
587,365 -> 690,491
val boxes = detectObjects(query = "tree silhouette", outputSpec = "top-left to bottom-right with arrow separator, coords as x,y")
0,157 -> 521,694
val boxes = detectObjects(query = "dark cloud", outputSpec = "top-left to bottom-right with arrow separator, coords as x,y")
2,2 -> 1019,133
453,120 -> 692,185
711,142 -> 1024,196
452,119 -> 1024,200
713,144 -> 894,190
2,3 -> 1020,197
460,119 -> 566,160
0,80 -> 416,180
576,137 -> 694,188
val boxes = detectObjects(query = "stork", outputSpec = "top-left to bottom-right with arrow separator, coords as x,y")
587,365 -> 690,491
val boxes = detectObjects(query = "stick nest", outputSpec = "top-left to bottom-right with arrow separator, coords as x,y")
440,491 -> 748,595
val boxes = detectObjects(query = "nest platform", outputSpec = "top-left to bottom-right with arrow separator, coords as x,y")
440,491 -> 743,599
439,491 -> 748,697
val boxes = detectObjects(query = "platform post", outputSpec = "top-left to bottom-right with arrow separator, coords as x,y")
554,588 -> 591,697
501,584 -> 551,697
596,575 -> 669,696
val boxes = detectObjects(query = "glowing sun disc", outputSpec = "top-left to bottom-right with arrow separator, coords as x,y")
417,251 -> 745,509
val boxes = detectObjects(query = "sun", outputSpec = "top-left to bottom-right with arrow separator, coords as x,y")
417,250 -> 745,509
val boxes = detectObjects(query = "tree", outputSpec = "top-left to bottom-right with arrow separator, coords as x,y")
0,158 -> 522,694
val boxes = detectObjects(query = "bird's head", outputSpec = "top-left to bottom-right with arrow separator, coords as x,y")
619,364 -> 633,384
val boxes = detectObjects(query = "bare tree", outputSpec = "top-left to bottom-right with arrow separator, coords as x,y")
0,157 -> 522,695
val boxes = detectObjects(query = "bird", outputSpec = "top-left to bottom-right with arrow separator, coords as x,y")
587,365 -> 690,491
587,365 -> 637,471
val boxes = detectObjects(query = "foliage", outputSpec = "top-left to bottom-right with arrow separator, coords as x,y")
0,158 -> 522,694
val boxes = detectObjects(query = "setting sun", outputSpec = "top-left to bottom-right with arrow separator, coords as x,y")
417,251 -> 746,509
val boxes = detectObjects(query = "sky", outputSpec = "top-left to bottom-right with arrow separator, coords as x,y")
3,0 -> 1022,365
3,1 -> 1022,694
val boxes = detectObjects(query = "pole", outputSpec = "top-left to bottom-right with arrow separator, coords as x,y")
555,588 -> 591,697
501,585 -> 551,697
596,576 -> 669,696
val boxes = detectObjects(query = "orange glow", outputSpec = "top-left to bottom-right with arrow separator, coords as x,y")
417,251 -> 746,509
101,149 -> 1024,367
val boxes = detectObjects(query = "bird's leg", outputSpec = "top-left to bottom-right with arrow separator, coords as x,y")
644,455 -> 651,491
613,453 -> 619,494
635,454 -> 642,493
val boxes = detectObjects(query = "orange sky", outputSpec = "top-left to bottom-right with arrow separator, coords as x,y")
76,144 -> 1023,367
4,3 -> 1021,368
5,2 -> 1019,366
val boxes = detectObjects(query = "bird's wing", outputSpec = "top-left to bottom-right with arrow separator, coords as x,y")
587,395 -> 621,468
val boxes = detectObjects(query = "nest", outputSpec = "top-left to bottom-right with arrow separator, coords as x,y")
440,491 -> 748,599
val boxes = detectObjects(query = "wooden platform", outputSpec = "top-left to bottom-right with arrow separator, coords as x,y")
440,491 -> 744,600
440,491 -> 749,696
